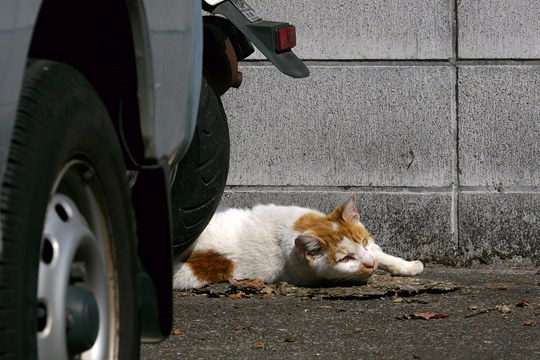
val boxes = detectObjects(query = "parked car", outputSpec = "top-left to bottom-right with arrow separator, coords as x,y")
0,0 -> 307,358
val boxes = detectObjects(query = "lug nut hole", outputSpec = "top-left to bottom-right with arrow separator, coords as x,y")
55,203 -> 70,222
37,301 -> 48,332
41,238 -> 54,264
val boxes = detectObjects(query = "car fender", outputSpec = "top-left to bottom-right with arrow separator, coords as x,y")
128,0 -> 202,166
0,0 -> 202,174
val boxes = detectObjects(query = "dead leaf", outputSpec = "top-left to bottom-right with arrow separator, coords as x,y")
284,337 -> 297,343
414,312 -> 450,320
254,341 -> 265,349
399,312 -> 450,320
231,279 -> 265,289
172,328 -> 183,336
523,320 -> 537,326
398,311 -> 450,320
486,284 -> 509,290
229,291 -> 245,299
260,286 -> 275,295
516,299 -> 530,307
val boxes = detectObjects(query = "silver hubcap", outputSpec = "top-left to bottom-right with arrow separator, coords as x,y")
37,161 -> 116,359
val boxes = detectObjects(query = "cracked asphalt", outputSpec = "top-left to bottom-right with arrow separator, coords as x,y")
141,266 -> 540,359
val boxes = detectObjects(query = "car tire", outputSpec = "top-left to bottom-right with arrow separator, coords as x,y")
170,75 -> 230,256
0,60 -> 139,359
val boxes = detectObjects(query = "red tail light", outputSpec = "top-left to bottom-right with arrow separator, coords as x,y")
276,25 -> 296,52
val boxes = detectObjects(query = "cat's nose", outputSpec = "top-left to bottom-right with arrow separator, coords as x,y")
362,257 -> 376,269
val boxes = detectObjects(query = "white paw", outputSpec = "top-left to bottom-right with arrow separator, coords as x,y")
388,260 -> 424,276
406,260 -> 424,276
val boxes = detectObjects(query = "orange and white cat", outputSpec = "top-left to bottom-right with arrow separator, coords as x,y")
173,194 -> 424,290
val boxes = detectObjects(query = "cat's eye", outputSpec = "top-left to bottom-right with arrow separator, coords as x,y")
339,255 -> 356,263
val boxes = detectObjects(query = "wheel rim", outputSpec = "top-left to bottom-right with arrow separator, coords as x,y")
37,160 -> 117,359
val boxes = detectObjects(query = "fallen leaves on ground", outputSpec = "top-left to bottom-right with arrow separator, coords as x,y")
176,274 -> 459,300
228,279 -> 275,298
523,320 -> 537,326
465,300 -> 538,318
284,337 -> 297,343
231,279 -> 266,289
228,291 -> 245,299
397,312 -> 450,320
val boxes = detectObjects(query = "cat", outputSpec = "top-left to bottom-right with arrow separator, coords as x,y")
173,194 -> 424,290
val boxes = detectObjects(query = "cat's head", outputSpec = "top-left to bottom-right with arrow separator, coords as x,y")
293,194 -> 377,283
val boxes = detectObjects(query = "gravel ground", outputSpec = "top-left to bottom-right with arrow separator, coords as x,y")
141,266 -> 540,360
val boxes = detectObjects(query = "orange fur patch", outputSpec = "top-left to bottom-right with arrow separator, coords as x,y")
186,250 -> 234,284
293,211 -> 372,261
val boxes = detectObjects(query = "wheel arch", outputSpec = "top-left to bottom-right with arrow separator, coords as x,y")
26,0 -> 203,166
28,0 -> 146,166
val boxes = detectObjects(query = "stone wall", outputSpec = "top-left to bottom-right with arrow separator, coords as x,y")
220,0 -> 540,266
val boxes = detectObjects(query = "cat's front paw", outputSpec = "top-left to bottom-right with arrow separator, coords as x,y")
406,260 -> 424,276
386,260 -> 424,276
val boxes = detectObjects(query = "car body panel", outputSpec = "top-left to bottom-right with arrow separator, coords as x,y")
133,0 -> 201,165
0,0 -> 201,172
0,0 -> 201,236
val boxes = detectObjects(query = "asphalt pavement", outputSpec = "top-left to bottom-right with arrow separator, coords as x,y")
141,266 -> 540,359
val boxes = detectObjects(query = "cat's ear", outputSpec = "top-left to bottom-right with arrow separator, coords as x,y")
295,234 -> 325,260
341,193 -> 360,223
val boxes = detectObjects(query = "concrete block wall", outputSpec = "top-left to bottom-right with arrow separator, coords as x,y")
220,0 -> 540,267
